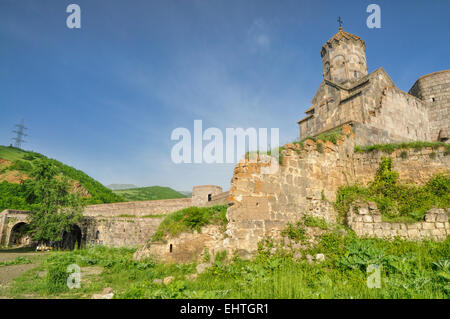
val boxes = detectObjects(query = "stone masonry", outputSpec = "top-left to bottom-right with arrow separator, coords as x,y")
0,185 -> 229,248
223,127 -> 449,255
348,202 -> 449,241
134,29 -> 449,262
298,27 -> 449,145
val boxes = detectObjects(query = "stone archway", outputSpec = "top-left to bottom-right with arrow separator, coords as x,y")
60,225 -> 83,250
9,222 -> 31,247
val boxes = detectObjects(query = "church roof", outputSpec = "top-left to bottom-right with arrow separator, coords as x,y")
322,27 -> 365,48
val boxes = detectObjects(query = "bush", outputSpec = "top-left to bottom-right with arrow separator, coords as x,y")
45,263 -> 70,294
336,158 -> 450,222
151,205 -> 228,241
281,221 -> 306,242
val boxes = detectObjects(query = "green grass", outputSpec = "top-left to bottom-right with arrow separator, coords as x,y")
151,205 -> 228,242
113,186 -> 187,202
354,141 -> 450,154
0,146 -> 29,162
0,256 -> 32,267
3,231 -> 449,299
0,145 -> 124,211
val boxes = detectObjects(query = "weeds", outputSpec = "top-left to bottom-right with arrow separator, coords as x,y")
335,157 -> 450,222
151,205 -> 228,242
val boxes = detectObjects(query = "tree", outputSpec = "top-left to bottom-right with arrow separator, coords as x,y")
25,159 -> 84,246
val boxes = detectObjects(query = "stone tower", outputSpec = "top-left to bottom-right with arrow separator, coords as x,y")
409,70 -> 450,142
321,27 -> 368,85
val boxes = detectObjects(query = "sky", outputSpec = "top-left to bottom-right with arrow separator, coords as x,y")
0,0 -> 449,191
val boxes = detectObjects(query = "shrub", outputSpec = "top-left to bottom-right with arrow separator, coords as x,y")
336,158 -> 450,222
303,215 -> 328,230
281,221 -> 306,242
9,160 -> 33,172
45,263 -> 70,294
151,205 -> 228,241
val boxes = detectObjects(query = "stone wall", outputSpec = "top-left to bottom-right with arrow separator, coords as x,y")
192,185 -> 223,206
409,70 -> 450,142
80,216 -> 165,247
0,185 -> 230,248
367,86 -> 430,142
83,198 -> 193,217
347,202 -> 449,240
299,68 -> 433,145
0,210 -> 30,246
223,126 -> 449,255
134,225 -> 224,262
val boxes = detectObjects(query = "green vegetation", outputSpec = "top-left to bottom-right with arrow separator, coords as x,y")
3,231 -> 449,299
307,126 -> 346,145
0,256 -> 32,267
354,141 -> 449,154
151,205 -> 228,242
281,221 -> 307,242
0,145 -> 123,211
113,186 -> 187,202
24,159 -> 84,244
0,181 -> 31,211
303,215 -> 329,230
335,157 -> 450,223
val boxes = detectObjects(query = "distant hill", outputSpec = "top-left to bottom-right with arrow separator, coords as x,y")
113,186 -> 187,201
0,145 -> 124,211
107,184 -> 137,190
178,191 -> 192,197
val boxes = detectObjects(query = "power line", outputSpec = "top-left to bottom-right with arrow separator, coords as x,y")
12,119 -> 28,149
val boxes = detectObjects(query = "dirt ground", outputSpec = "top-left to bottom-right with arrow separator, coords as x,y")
0,247 -> 47,288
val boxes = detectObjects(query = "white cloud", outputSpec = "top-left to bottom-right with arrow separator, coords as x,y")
248,18 -> 271,50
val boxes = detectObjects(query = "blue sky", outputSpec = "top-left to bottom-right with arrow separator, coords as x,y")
1,0 -> 449,191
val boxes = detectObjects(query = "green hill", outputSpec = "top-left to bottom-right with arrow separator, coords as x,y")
113,186 -> 187,201
107,184 -> 137,190
0,145 -> 124,211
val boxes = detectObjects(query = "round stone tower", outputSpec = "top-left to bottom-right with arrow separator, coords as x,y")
409,70 -> 450,142
321,27 -> 368,85
191,185 -> 223,206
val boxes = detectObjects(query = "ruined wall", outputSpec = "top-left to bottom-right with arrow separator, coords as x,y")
83,198 -> 193,217
224,126 -> 449,255
348,202 -> 449,240
0,210 -> 31,246
134,225 -> 224,262
192,185 -> 223,206
409,70 -> 450,142
80,216 -> 164,247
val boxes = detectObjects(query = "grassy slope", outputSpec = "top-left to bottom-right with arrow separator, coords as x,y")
113,186 -> 187,202
0,145 -> 123,207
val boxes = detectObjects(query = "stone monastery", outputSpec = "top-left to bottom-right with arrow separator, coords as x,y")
1,27 -> 449,262
298,27 -> 449,145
